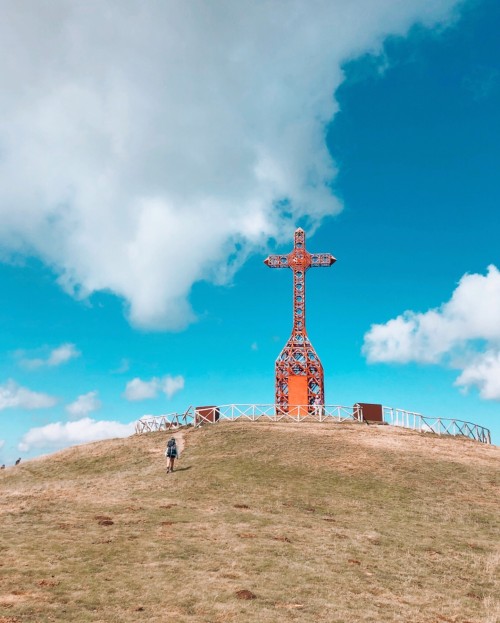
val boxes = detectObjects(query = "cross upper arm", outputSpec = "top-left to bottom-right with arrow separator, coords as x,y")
264,255 -> 289,268
310,254 -> 336,267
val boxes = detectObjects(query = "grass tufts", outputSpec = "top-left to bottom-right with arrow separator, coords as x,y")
1,421 -> 499,622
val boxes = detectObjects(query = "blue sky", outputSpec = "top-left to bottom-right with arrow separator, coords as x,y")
0,0 -> 499,464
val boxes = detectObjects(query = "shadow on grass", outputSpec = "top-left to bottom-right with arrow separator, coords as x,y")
172,466 -> 192,473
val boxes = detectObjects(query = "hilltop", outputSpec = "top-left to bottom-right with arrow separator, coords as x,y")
1,421 -> 499,623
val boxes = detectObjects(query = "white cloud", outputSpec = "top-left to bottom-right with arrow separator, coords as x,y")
66,391 -> 101,419
124,375 -> 184,401
455,351 -> 500,400
0,440 -> 5,450
18,417 -> 135,453
363,265 -> 500,400
0,1 -> 461,330
162,375 -> 185,399
47,344 -> 80,367
0,379 -> 57,410
21,343 -> 80,369
124,378 -> 158,401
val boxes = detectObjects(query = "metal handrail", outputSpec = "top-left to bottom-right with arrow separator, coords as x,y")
382,406 -> 491,444
134,403 -> 491,444
134,404 -> 358,432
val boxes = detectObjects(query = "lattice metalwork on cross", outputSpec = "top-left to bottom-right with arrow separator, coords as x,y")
264,228 -> 336,412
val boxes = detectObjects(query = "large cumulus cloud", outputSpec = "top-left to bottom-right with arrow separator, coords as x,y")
0,0 -> 461,329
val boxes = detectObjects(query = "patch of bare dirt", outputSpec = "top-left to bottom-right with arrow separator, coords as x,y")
275,602 -> 305,610
272,535 -> 291,543
0,591 -> 40,609
37,579 -> 59,587
238,533 -> 257,539
235,589 -> 256,600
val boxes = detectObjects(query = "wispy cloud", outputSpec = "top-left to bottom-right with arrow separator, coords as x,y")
0,1 -> 461,330
363,265 -> 500,400
162,376 -> 185,399
66,391 -> 101,419
124,375 -> 184,401
112,358 -> 130,374
463,66 -> 499,101
0,380 -> 57,411
18,417 -> 135,453
20,343 -> 80,370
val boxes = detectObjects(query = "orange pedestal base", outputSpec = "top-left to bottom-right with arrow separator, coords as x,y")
288,375 -> 309,417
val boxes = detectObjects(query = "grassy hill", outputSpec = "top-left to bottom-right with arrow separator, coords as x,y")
1,421 -> 499,623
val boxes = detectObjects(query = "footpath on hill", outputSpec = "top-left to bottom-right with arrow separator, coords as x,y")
173,429 -> 186,456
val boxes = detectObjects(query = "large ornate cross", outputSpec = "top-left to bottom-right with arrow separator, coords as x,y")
264,228 -> 336,412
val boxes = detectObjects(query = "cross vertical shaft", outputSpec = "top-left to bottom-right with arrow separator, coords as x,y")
264,228 -> 336,412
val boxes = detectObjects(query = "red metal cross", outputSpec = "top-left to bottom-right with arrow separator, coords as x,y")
264,228 -> 336,411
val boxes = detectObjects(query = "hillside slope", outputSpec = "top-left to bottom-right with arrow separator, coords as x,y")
1,421 -> 499,623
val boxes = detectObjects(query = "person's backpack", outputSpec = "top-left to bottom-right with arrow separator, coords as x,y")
165,438 -> 177,458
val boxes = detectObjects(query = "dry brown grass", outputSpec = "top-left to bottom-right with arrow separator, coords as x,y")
1,421 -> 499,623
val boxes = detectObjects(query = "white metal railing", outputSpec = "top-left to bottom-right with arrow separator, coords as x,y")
134,408 -> 192,434
134,403 -> 358,433
382,406 -> 491,444
201,403 -> 358,423
134,403 -> 491,444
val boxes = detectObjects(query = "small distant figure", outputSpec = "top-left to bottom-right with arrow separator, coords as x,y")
1,464 -> 5,470
15,458 -> 21,466
313,395 -> 323,416
165,438 -> 178,473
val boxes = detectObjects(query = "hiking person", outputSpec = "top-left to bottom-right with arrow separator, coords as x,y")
165,437 -> 178,473
313,394 -> 322,416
